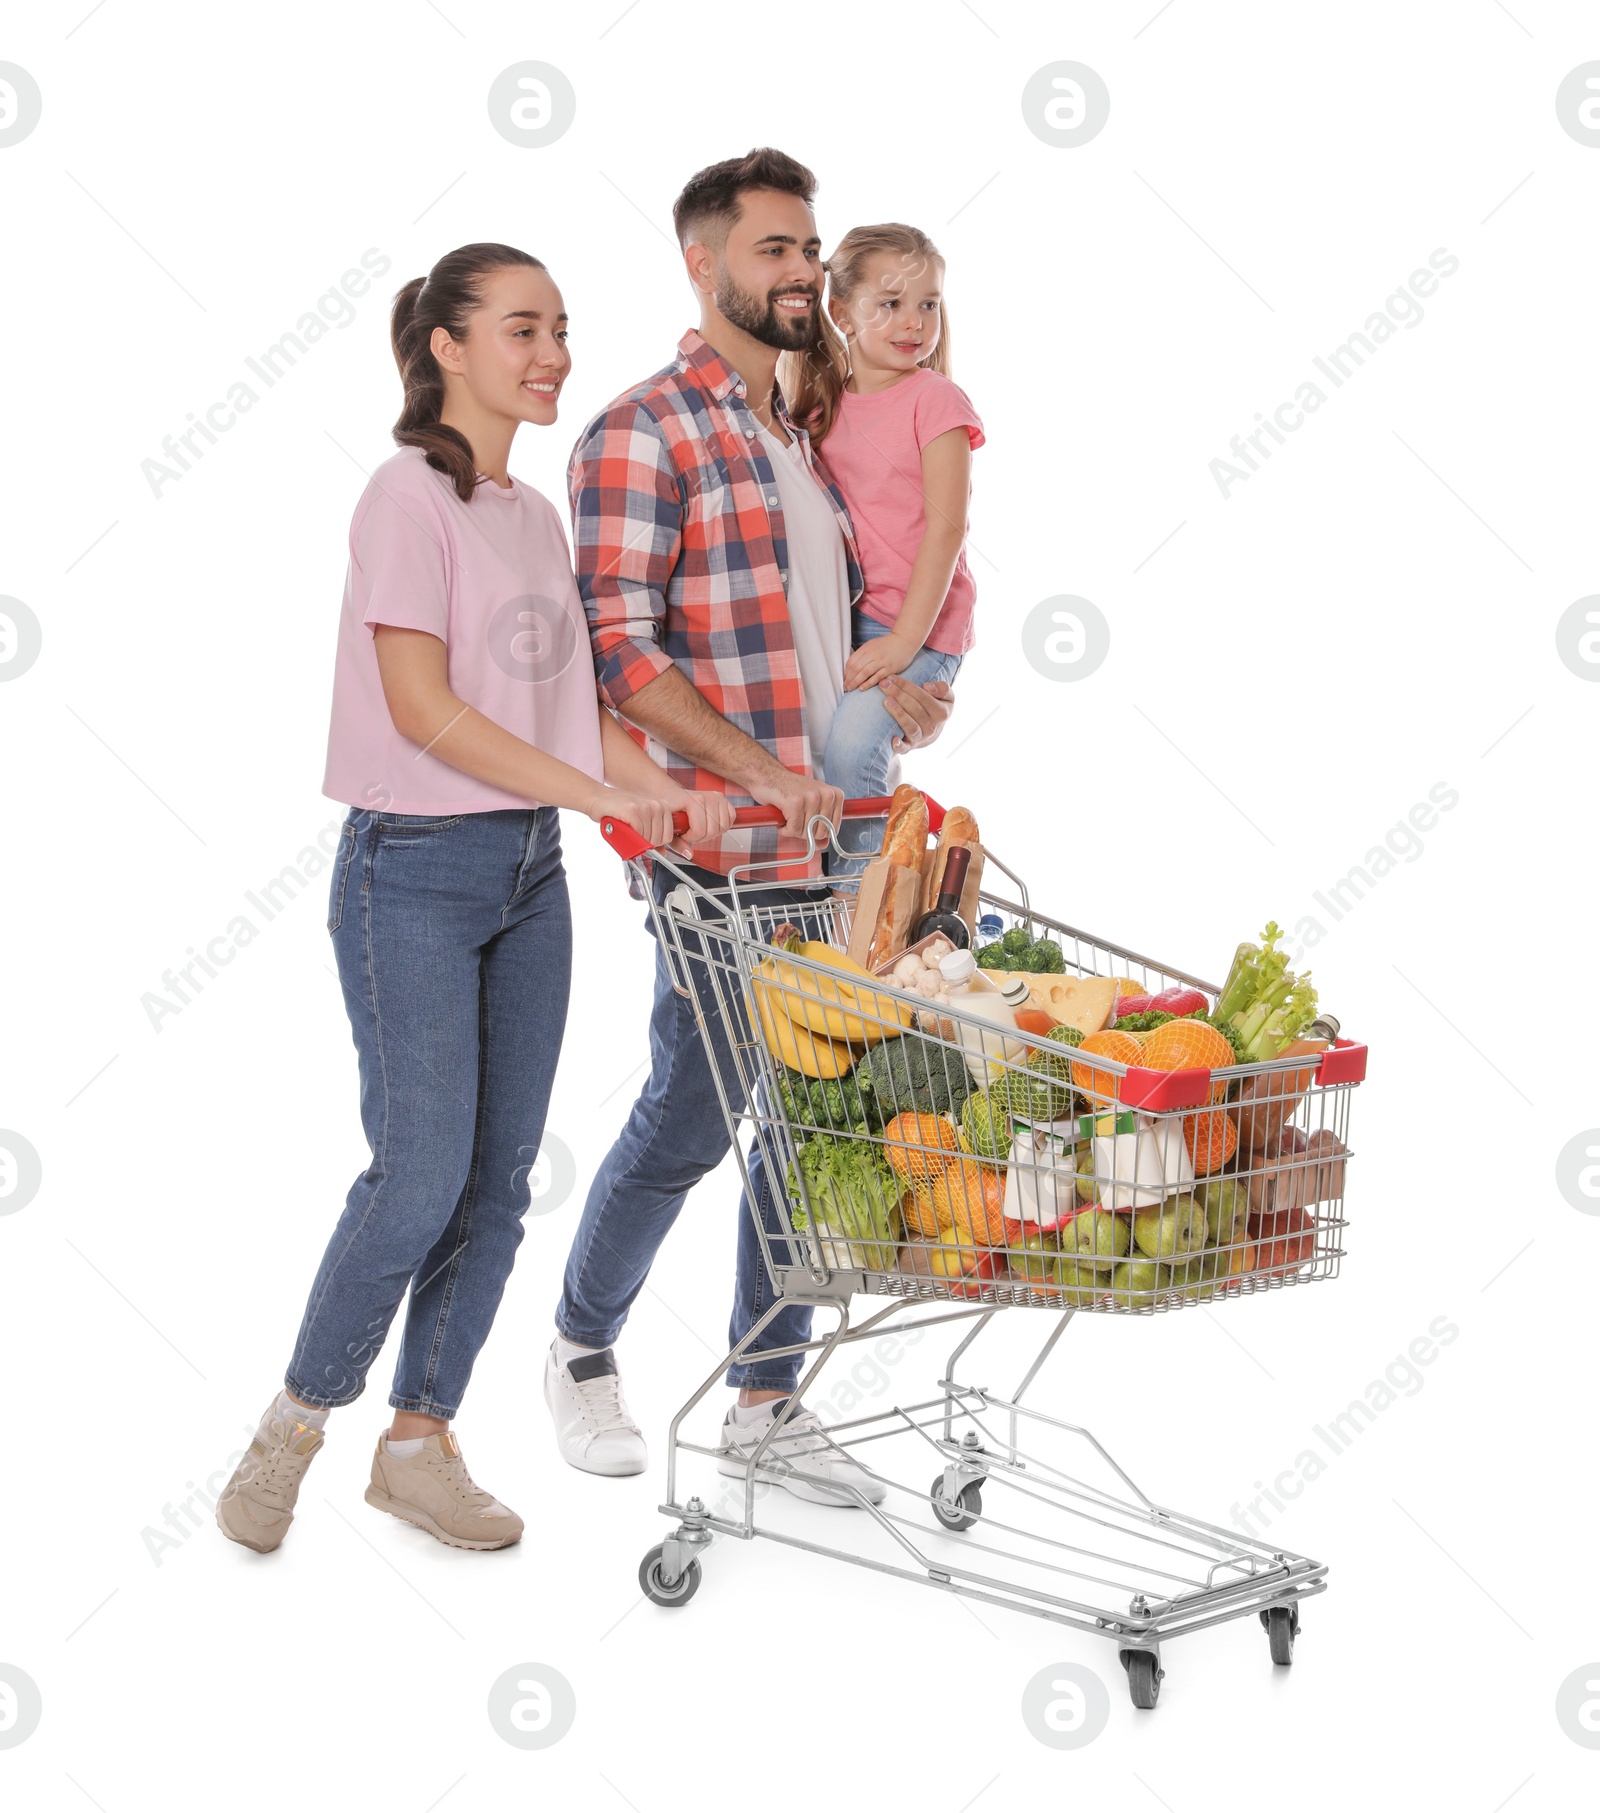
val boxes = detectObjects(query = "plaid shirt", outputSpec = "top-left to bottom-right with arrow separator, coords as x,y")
569,329 -> 863,874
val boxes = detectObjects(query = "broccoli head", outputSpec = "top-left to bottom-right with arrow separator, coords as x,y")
774,1066 -> 868,1136
1028,938 -> 1065,973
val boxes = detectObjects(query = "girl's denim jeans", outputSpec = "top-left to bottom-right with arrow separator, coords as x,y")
286,806 -> 571,1419
823,610 -> 962,876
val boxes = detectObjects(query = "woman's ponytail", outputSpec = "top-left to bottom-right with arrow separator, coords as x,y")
389,243 -> 545,502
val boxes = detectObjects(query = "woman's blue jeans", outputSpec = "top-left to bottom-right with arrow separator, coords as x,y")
286,806 -> 571,1419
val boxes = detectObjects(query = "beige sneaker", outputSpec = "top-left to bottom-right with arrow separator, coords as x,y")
363,1432 -> 523,1551
216,1399 -> 326,1553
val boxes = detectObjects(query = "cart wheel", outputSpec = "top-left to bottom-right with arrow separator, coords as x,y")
1261,1604 -> 1297,1665
929,1474 -> 982,1532
1119,1648 -> 1163,1709
638,1543 -> 701,1608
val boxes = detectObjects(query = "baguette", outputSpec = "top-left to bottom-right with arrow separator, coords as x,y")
867,786 -> 929,967
880,785 -> 929,869
922,805 -> 979,915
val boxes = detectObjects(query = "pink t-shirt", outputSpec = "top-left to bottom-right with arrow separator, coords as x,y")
323,447 -> 605,814
817,368 -> 984,657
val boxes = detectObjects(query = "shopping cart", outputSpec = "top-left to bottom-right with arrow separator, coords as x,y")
599,794 -> 1366,1708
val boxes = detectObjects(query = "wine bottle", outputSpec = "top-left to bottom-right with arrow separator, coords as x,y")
911,845 -> 972,949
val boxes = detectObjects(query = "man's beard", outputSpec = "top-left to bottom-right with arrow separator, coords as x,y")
714,264 -> 819,352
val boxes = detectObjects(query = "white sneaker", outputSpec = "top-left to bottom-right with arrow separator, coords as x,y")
717,1400 -> 887,1507
544,1343 -> 647,1476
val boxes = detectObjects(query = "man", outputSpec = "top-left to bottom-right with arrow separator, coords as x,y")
543,148 -> 952,1500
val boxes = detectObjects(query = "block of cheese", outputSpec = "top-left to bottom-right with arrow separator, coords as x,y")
980,971 -> 1121,1035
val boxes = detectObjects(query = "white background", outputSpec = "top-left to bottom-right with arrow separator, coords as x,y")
2,0 -> 1596,1806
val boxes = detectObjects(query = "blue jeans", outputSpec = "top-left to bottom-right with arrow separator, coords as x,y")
556,861 -> 831,1390
287,807 -> 571,1418
823,610 -> 962,875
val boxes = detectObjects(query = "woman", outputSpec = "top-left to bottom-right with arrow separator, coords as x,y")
217,242 -> 730,1553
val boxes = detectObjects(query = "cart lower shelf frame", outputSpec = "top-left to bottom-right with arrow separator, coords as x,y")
640,1288 -> 1325,1708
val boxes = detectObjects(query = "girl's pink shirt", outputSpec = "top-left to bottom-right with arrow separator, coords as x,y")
816,367 -> 985,657
323,448 -> 605,814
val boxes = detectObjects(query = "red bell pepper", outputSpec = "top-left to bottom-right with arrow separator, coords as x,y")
1114,993 -> 1154,1019
1149,986 -> 1209,1017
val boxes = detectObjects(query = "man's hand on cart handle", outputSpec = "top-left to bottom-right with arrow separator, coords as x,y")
748,769 -> 845,841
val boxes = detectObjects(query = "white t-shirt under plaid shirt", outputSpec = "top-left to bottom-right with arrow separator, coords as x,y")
754,419 -> 851,761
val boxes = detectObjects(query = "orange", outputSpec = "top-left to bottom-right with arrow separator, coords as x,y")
929,1161 -> 1006,1248
883,1112 -> 960,1180
900,1180 -> 945,1240
1069,1029 -> 1144,1103
1139,1018 -> 1235,1102
1182,1107 -> 1239,1174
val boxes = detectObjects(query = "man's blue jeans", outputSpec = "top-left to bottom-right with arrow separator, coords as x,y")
556,859 -> 830,1390
287,807 -> 570,1418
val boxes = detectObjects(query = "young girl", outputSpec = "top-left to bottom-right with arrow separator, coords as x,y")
217,243 -> 730,1554
784,223 -> 984,872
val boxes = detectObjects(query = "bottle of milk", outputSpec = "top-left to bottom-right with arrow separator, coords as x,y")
938,950 -> 1029,1087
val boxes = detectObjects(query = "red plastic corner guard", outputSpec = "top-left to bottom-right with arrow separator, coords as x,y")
1118,1066 -> 1212,1113
1317,1038 -> 1368,1085
1118,1040 -> 1369,1111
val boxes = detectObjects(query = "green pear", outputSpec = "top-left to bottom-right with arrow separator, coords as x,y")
1174,1251 -> 1220,1302
1054,1255 -> 1102,1304
1110,1258 -> 1169,1307
1200,1178 -> 1249,1248
1007,1230 -> 1061,1286
1132,1193 -> 1207,1259
1068,1207 -> 1131,1276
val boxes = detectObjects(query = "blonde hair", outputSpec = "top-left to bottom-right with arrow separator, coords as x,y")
781,223 -> 952,444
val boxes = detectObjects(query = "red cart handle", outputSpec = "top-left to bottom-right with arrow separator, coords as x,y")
599,792 -> 945,861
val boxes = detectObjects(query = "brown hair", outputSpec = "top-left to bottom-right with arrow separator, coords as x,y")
782,223 -> 951,444
390,242 -> 545,501
671,146 -> 817,251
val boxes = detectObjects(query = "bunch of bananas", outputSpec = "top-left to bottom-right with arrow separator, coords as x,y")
747,930 -> 912,1079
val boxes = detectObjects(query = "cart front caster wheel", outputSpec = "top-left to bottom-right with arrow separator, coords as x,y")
1119,1648 -> 1163,1709
639,1544 -> 701,1607
930,1474 -> 982,1532
1260,1603 -> 1298,1665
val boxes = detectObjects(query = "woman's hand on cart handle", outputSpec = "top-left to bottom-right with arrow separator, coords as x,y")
656,787 -> 738,855
747,768 -> 844,841
585,787 -> 680,852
